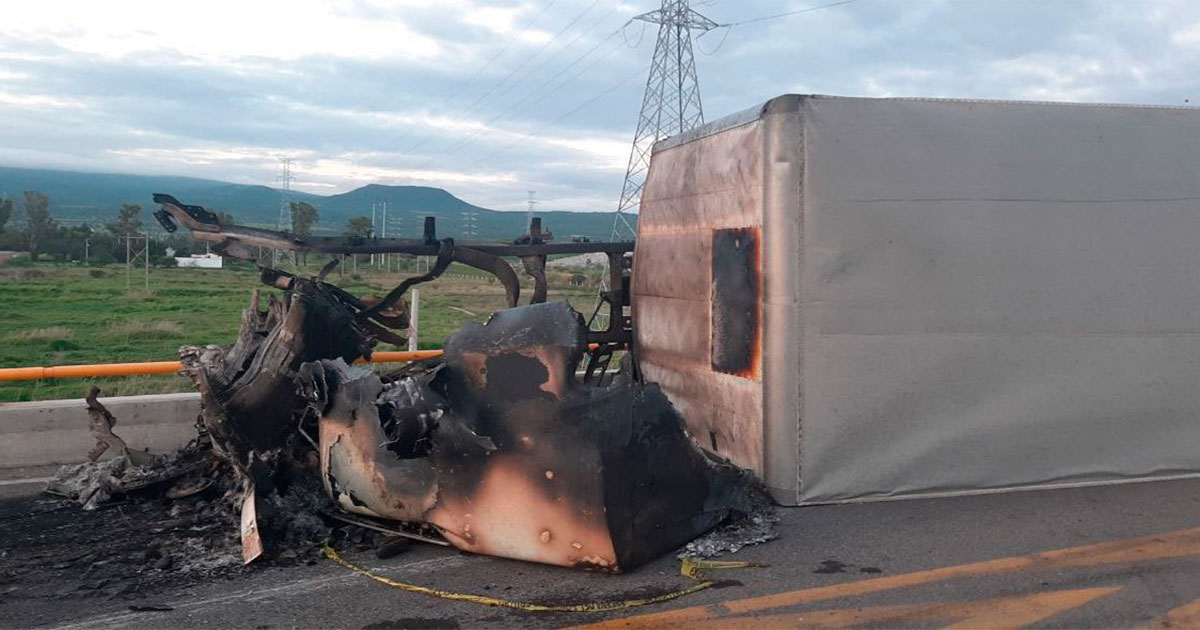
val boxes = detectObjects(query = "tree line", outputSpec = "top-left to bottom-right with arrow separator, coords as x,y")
0,191 -> 179,265
0,191 -> 374,266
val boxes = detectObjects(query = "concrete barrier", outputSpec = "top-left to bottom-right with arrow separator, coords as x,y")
0,393 -> 201,469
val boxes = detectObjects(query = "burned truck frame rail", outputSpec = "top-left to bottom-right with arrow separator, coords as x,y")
152,193 -> 633,345
142,195 -> 764,573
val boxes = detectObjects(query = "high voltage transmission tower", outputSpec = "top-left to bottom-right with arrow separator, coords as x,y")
275,157 -> 294,230
612,0 -> 718,241
274,157 -> 294,265
460,210 -> 479,238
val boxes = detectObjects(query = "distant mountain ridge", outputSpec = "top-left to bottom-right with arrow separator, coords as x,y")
0,166 -> 631,241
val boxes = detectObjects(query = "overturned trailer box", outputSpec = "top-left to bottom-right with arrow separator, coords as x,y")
633,94 -> 1200,505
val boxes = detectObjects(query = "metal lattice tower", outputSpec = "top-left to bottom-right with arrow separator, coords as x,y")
275,157 -> 294,231
612,0 -> 718,241
273,159 -> 294,265
460,210 -> 478,238
273,157 -> 294,265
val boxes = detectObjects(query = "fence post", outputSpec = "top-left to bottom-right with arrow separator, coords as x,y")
408,287 -> 420,351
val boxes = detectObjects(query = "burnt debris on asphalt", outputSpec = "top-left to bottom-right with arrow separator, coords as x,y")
34,194 -> 772,579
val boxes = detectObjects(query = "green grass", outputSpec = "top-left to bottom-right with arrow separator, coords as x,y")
0,260 -> 597,401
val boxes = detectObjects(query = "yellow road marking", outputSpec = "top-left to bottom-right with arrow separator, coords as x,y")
671,587 -> 1120,630
940,587 -> 1120,630
585,526 -> 1200,629
1143,594 -> 1200,629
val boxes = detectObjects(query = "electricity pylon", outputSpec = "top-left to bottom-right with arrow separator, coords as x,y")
275,157 -> 293,231
612,0 -> 718,241
274,157 -> 293,265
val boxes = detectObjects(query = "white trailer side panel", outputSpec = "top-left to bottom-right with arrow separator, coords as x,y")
801,96 -> 1200,503
635,94 -> 1200,505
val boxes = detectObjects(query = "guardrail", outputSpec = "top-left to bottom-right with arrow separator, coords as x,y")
0,350 -> 445,382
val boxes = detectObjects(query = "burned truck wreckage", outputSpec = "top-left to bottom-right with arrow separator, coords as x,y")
48,193 -> 769,574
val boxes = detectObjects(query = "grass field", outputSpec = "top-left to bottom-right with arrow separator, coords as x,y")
0,259 -> 599,401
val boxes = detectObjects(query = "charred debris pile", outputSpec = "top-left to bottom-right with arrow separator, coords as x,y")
48,194 -> 772,575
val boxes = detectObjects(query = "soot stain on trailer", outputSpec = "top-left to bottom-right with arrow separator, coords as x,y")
711,227 -> 761,379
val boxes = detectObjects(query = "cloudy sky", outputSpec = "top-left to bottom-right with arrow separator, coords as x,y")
2,0 -> 1199,212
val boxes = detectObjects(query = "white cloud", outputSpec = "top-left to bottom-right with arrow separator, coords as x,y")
1173,22 -> 1200,46
306,156 -> 517,187
519,29 -> 555,45
2,0 -> 1200,211
463,6 -> 523,34
106,146 -> 315,169
6,0 -> 442,61
539,136 -> 628,170
0,92 -> 86,110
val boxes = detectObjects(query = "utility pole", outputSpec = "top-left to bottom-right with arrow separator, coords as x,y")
612,0 -> 718,241
380,200 -> 388,269
371,202 -> 378,267
274,157 -> 293,265
408,287 -> 420,352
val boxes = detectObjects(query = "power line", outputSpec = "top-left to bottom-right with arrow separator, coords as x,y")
439,0 -> 560,106
419,28 -> 630,167
622,18 -> 649,48
697,0 -> 860,55
389,0 -> 560,161
450,0 -> 606,123
472,22 -> 629,126
406,3 -> 630,172
404,0 -> 607,166
465,66 -> 645,169
696,22 -> 732,55
413,11 -> 626,167
722,0 -> 859,27
485,2 -> 621,111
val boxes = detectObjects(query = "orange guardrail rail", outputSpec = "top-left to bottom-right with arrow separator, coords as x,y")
0,350 -> 445,382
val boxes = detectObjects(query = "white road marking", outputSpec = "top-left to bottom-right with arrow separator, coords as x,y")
0,476 -> 52,487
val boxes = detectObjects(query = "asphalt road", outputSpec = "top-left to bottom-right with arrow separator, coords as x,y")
6,476 -> 1200,629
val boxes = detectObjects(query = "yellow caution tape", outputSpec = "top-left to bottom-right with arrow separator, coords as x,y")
322,543 -> 759,613
680,556 -> 762,580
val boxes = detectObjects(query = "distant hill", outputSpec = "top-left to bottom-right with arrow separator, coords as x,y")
0,166 -> 632,241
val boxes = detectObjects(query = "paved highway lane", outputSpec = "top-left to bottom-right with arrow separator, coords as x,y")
6,476 -> 1200,629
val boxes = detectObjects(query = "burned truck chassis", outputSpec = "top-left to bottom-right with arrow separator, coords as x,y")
152,193 -> 633,345
140,193 -> 759,574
